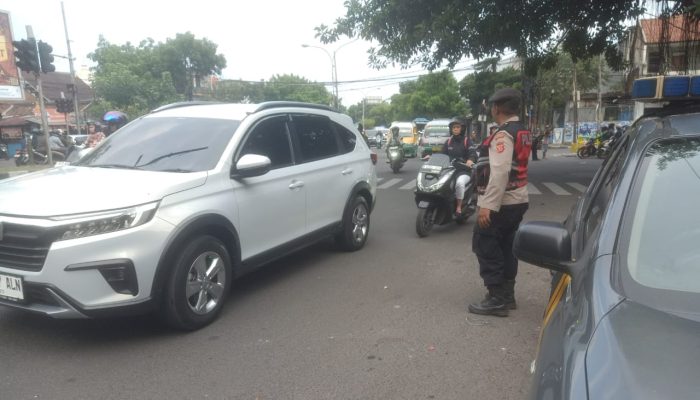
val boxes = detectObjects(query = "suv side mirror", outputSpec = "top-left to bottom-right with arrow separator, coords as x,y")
231,154 -> 272,179
514,221 -> 575,275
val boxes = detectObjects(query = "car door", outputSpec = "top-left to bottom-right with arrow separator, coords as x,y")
288,114 -> 354,233
232,114 -> 306,261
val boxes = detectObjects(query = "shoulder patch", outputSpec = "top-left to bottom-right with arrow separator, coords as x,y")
495,141 -> 506,153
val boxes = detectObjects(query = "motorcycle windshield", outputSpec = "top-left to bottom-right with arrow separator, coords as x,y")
425,153 -> 451,168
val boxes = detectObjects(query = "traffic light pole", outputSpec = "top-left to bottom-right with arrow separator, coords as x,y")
62,2 -> 81,135
27,25 -> 52,165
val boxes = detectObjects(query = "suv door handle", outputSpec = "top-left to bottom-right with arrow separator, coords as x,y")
289,180 -> 304,190
341,168 -> 353,175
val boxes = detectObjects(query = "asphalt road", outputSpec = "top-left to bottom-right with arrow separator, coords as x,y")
0,148 -> 602,400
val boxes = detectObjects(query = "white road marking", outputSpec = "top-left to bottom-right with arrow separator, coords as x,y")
399,179 -> 417,190
543,182 -> 571,195
527,183 -> 542,195
566,182 -> 588,193
377,178 -> 403,189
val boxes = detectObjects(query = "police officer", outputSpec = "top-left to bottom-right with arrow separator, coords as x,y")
469,88 -> 530,317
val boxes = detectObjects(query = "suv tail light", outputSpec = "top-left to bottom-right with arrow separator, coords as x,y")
370,153 -> 377,165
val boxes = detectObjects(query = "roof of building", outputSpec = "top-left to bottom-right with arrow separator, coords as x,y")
640,15 -> 700,44
23,71 -> 94,103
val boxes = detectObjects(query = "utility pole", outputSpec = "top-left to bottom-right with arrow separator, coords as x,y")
62,1 -> 81,134
597,54 -> 603,132
27,25 -> 52,165
572,61 -> 578,144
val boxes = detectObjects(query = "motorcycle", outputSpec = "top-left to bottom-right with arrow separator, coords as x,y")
596,138 -> 614,159
414,153 -> 476,237
577,137 -> 598,158
13,132 -> 67,166
386,142 -> 406,173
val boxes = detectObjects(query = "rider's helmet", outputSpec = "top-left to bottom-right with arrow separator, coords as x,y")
103,111 -> 129,135
448,118 -> 463,133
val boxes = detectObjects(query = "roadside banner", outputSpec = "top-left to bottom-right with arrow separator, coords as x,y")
0,10 -> 22,101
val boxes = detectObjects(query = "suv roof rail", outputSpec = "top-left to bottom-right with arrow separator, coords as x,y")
151,101 -> 222,113
254,101 -> 333,113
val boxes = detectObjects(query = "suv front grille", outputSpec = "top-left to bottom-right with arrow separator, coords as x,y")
0,223 -> 59,272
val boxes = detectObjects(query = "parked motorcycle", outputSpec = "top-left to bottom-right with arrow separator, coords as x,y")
577,137 -> 598,158
386,142 -> 406,173
13,132 -> 67,166
414,153 -> 476,237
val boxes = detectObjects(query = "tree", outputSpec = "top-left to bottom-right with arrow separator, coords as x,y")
262,74 -> 333,104
88,36 -> 179,118
156,32 -> 227,99
390,70 -> 468,120
460,67 -> 522,117
316,0 -> 647,72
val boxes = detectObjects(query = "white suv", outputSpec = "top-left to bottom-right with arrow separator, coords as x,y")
0,102 -> 377,330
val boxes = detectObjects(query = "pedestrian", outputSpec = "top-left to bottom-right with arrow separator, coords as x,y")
469,87 -> 530,317
85,122 -> 105,148
542,126 -> 551,159
530,128 -> 539,161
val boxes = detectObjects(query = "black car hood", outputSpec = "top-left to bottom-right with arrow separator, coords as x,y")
586,299 -> 700,399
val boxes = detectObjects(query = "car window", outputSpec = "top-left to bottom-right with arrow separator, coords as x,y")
77,117 -> 239,172
582,136 -> 630,240
627,138 -> 700,292
621,137 -> 700,312
291,115 -> 339,161
239,116 -> 293,169
333,122 -> 357,154
425,124 -> 450,137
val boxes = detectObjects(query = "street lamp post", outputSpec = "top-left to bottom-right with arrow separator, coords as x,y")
301,40 -> 357,109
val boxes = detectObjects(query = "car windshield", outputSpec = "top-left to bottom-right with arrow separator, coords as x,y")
425,125 -> 450,137
626,138 -> 700,297
397,128 -> 413,137
76,117 -> 240,172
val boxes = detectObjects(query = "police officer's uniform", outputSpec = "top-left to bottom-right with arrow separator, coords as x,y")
469,88 -> 530,317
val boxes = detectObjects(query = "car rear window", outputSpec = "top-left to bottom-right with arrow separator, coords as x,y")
425,124 -> 450,137
77,117 -> 239,172
623,137 -> 700,311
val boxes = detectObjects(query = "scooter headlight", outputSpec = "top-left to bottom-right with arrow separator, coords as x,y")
418,171 -> 453,192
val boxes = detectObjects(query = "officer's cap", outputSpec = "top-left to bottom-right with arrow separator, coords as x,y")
488,88 -> 521,104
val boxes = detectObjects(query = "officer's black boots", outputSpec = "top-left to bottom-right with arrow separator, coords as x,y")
503,279 -> 517,310
468,286 -> 509,317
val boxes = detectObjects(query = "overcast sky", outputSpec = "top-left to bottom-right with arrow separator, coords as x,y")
1,0 -> 478,106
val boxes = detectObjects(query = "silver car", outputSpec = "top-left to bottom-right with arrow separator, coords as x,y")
0,102 -> 377,330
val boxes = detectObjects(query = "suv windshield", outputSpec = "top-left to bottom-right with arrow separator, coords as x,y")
77,117 -> 240,172
625,138 -> 700,306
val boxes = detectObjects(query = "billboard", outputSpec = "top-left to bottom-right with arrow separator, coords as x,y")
0,10 -> 22,100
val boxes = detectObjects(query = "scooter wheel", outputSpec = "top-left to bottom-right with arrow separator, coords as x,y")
596,149 -> 606,159
577,147 -> 588,159
416,207 -> 435,237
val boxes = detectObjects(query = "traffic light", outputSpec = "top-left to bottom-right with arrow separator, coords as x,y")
37,40 -> 55,73
55,98 -> 74,113
12,38 -> 40,74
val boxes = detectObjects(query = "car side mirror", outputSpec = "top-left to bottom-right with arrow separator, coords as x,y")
231,154 -> 271,179
514,221 -> 575,276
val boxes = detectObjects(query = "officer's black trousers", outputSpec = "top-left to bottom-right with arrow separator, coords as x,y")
472,203 -> 529,287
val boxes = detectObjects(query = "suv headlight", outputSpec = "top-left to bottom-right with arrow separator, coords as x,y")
53,201 -> 160,241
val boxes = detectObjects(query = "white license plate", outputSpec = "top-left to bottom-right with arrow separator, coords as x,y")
418,201 -> 430,208
54,161 -> 69,167
0,273 -> 24,301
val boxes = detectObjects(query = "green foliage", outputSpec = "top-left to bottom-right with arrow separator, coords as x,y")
459,67 -> 522,117
390,70 -> 468,120
88,33 -> 226,118
316,0 -> 645,72
263,74 -> 333,104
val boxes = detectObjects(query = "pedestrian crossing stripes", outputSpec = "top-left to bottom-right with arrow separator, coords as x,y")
376,178 -> 588,196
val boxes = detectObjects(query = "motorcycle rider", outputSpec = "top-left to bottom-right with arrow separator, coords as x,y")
386,126 -> 401,147
441,118 -> 477,215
